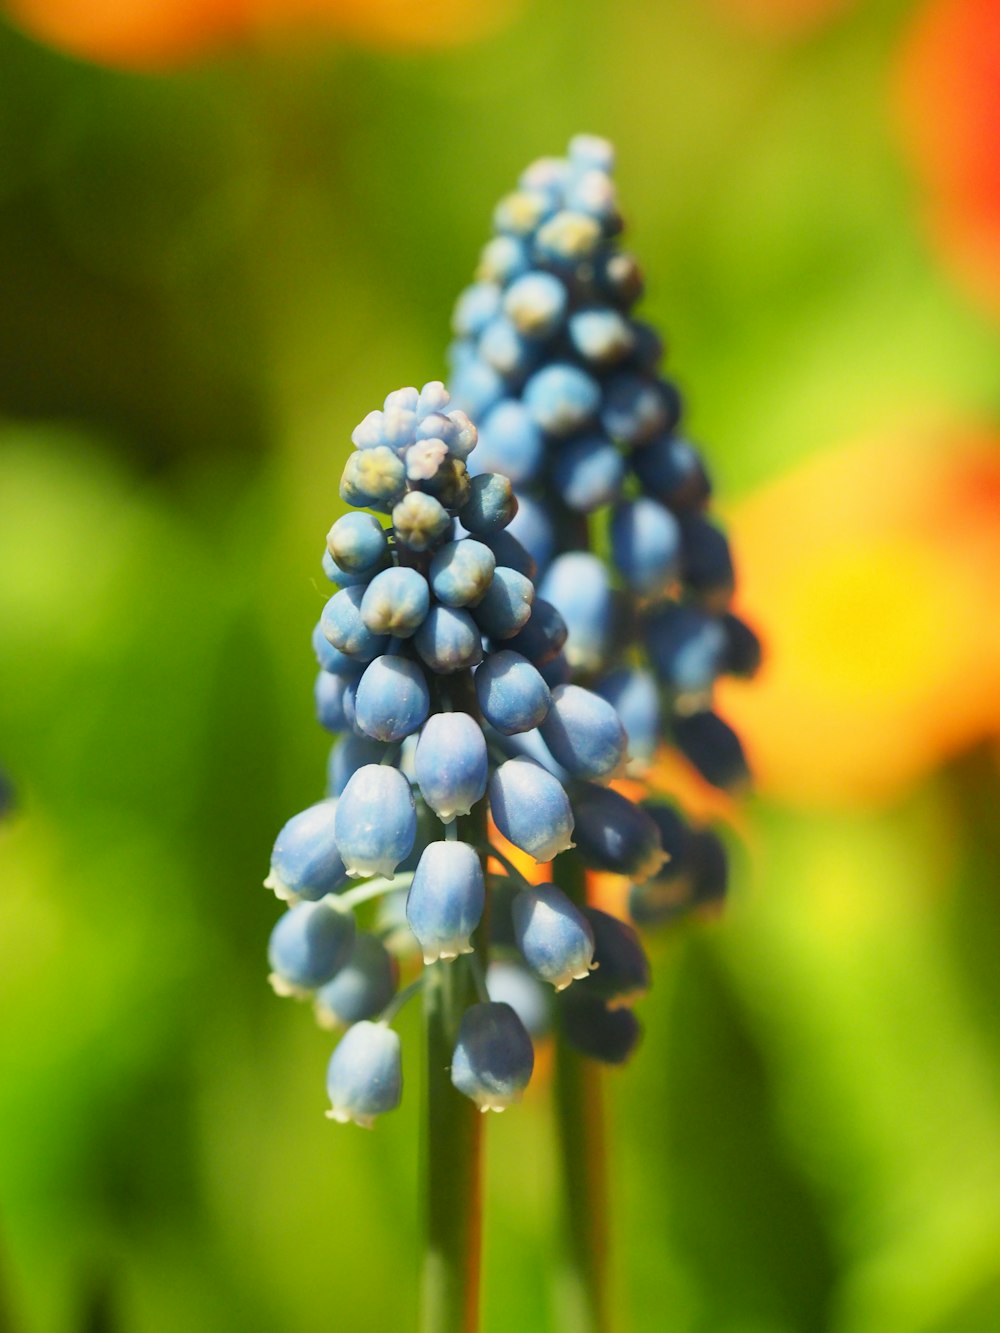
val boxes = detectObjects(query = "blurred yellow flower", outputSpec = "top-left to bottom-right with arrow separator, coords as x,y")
3,0 -> 518,68
717,426 -> 1000,808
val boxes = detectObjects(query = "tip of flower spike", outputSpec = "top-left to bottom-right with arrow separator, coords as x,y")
325,1107 -> 375,1129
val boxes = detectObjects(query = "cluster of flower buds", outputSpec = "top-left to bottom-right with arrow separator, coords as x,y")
265,382 -> 662,1126
446,135 -> 759,925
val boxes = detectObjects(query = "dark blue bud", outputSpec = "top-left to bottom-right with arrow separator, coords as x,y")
471,567 -> 535,640
628,321 -> 664,373
475,650 -> 552,735
568,309 -> 635,366
512,884 -> 596,990
414,712 -> 488,823
321,587 -> 391,663
335,764 -> 417,879
632,435 -> 711,511
486,961 -> 552,1038
538,652 -> 573,689
580,907 -> 650,1007
354,656 -> 430,743
359,567 -> 430,637
595,668 -> 660,768
569,783 -> 667,879
689,829 -> 729,907
552,434 -> 626,512
596,250 -> 644,308
644,604 -> 727,702
672,711 -> 750,793
479,529 -> 537,581
488,757 -> 575,862
392,491 -> 452,553
326,1021 -> 402,1127
312,622 -> 366,678
600,373 -> 671,446
429,539 -> 496,608
266,799 -> 351,902
315,670 -> 354,733
539,684 -> 627,783
451,1002 -> 535,1112
523,364 -> 600,437
679,515 -> 735,608
503,271 -> 567,338
720,613 -> 763,678
414,605 -> 484,673
326,512 -> 390,574
560,991 -> 642,1065
340,446 -> 407,511
315,934 -> 399,1029
326,734 -> 388,798
406,840 -> 486,964
504,598 -> 568,666
611,498 -> 682,598
472,400 -> 545,487
459,473 -> 518,535
268,899 -> 356,996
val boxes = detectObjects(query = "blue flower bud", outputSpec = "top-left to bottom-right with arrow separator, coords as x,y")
595,668 -> 661,768
564,169 -> 620,226
315,934 -> 399,1029
560,991 -> 641,1065
321,587 -> 391,663
268,898 -> 356,996
472,400 -> 544,487
265,798 -> 351,903
416,380 -> 450,418
335,764 -> 417,878
312,622 -> 366,677
504,597 -> 568,666
539,652 -> 572,690
479,529 -> 536,581
596,249 -> 644,308
488,757 -> 575,862
512,884 -> 596,991
449,358 -> 505,421
539,684 -> 627,783
523,364 -> 600,437
672,711 -> 750,793
568,308 -> 635,366
720,612 -> 762,678
359,567 -> 430,637
414,605 -> 484,673
414,712 -> 488,823
478,318 -> 538,380
459,473 -> 518,535
486,961 -> 552,1038
452,281 -> 502,338
632,435 -> 711,511
384,385 -> 419,414
611,498 -> 682,598
326,734 -> 388,797
340,446 -> 407,511
472,566 -> 535,640
429,539 -> 496,608
551,434 -> 626,513
451,1002 -> 535,1112
406,840 -> 486,964
581,907 -> 650,1007
475,650 -> 551,736
326,512 -> 389,574
535,210 -> 602,264
539,553 -> 618,673
568,132 -> 615,172
644,604 -> 726,703
326,1021 -> 402,1127
569,783 -> 667,879
351,409 -> 388,450
680,515 -> 735,608
421,458 -> 471,510
476,235 -> 531,284
406,437 -> 449,484
600,373 -> 673,446
641,802 -> 693,882
504,494 -> 556,575
322,549 -> 373,588
519,154 -> 572,194
503,271 -> 567,338
493,189 -> 553,237
629,320 -> 665,372
315,670 -> 354,733
354,655 -> 430,743
392,491 -> 452,553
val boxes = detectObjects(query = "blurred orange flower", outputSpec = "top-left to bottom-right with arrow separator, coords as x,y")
896,0 -> 1000,319
717,425 -> 1000,808
2,0 -> 518,68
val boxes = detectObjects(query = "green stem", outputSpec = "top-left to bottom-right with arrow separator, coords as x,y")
552,851 -> 612,1333
420,794 -> 488,1333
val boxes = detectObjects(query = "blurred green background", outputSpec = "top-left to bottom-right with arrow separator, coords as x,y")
2,1 -> 1000,1330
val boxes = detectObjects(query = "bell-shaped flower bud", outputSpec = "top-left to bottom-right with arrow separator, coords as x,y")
314,934 -> 399,1029
429,539 -> 497,609
471,567 -> 535,640
326,1021 -> 402,1128
354,656 -> 430,743
559,991 -> 642,1065
451,1002 -> 535,1112
265,799 -> 350,903
414,605 -> 484,673
475,650 -> 551,736
569,783 -> 666,880
512,884 -> 596,991
486,961 -> 552,1038
268,899 -> 355,997
335,765 -> 417,879
413,713 -> 488,824
539,684 -> 627,783
359,567 -> 430,638
406,841 -> 485,964
580,908 -> 650,1008
326,512 -> 389,574
321,586 -> 391,663
488,757 -> 575,863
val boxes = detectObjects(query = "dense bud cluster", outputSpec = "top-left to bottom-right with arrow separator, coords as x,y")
265,381 -> 660,1126
447,135 -> 759,925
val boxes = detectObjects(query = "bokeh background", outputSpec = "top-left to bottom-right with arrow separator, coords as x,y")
2,0 -> 999,1330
